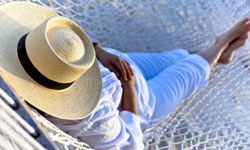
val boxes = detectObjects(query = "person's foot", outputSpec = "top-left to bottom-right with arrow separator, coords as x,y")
218,34 -> 248,64
217,18 -> 250,64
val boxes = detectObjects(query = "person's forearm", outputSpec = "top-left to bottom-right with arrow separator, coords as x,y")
93,43 -> 138,114
121,84 -> 138,115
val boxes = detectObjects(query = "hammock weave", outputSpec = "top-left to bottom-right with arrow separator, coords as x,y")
0,0 -> 250,149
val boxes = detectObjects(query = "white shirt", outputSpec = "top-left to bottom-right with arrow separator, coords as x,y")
47,48 -> 210,149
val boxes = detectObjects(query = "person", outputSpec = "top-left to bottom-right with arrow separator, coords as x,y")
47,18 -> 250,149
0,2 -> 249,150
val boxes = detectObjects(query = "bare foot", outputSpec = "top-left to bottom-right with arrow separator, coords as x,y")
218,18 -> 250,45
197,18 -> 250,68
216,18 -> 250,64
218,34 -> 248,64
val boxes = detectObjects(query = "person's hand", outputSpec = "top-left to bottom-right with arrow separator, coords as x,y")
94,45 -> 137,114
96,46 -> 134,81
120,71 -> 136,89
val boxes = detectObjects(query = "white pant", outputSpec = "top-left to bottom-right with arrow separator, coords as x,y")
128,49 -> 210,125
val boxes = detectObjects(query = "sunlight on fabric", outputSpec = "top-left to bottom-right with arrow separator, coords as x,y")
0,0 -> 250,149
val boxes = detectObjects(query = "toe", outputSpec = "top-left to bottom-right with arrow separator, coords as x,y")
225,18 -> 250,43
242,19 -> 250,33
242,17 -> 250,24
245,22 -> 250,31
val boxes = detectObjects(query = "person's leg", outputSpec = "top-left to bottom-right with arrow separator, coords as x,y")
149,17 -> 250,124
128,18 -> 250,81
127,49 -> 189,80
198,18 -> 250,67
148,53 -> 210,124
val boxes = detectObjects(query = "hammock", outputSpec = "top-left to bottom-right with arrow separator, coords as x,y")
0,0 -> 250,149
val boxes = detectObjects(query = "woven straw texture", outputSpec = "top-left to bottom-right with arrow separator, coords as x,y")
0,0 -> 250,149
0,2 -> 103,120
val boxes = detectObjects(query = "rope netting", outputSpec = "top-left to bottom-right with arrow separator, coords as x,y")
0,0 -> 250,149
0,95 -> 44,150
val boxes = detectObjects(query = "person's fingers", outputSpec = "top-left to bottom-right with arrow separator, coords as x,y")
125,61 -> 134,77
122,60 -> 131,80
128,62 -> 134,76
112,57 -> 127,80
107,63 -> 120,77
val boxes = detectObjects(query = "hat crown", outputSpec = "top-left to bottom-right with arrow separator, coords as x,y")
25,16 -> 95,84
48,26 -> 85,63
0,2 -> 101,120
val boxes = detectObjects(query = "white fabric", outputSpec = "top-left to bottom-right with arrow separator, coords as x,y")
47,48 -> 145,149
0,1 -> 249,149
46,48 -> 210,149
127,50 -> 211,126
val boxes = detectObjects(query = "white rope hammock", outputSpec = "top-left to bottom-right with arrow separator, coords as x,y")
0,0 -> 250,149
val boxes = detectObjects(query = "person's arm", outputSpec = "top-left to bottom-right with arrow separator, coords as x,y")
120,71 -> 138,115
94,44 -> 107,60
94,44 -> 138,115
47,63 -> 142,149
94,44 -> 133,81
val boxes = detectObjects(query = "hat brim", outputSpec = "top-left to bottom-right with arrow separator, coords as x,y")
0,2 -> 102,120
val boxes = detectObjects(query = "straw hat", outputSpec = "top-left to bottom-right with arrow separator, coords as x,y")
0,2 -> 102,120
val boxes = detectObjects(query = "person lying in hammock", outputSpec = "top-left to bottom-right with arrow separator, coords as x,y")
48,18 -> 250,149
0,2 -> 249,150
